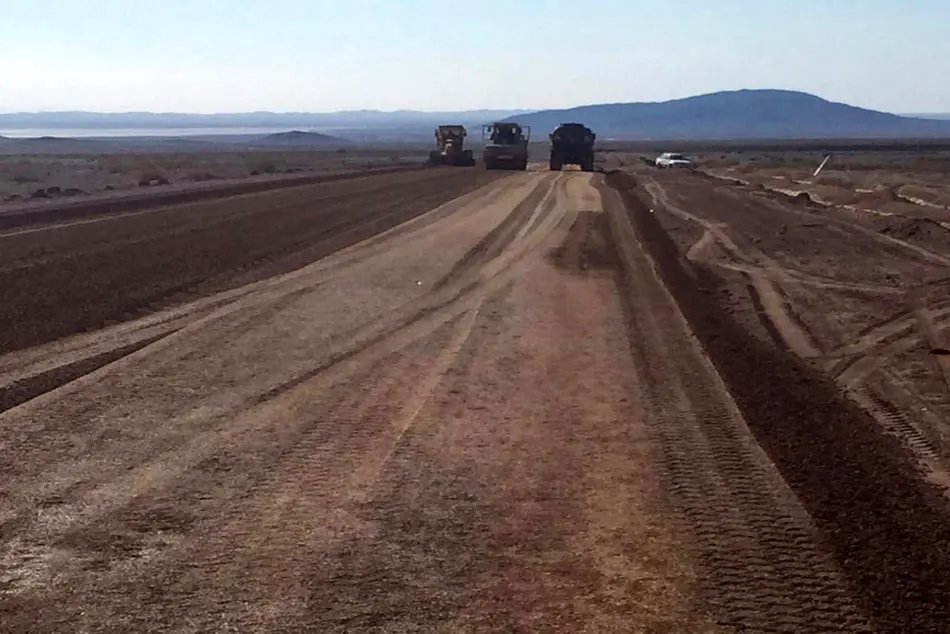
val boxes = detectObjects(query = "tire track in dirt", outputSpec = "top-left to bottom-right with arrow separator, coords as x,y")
660,170 -> 950,518
828,299 -> 950,390
0,165 -> 420,232
699,168 -> 950,268
601,177 -> 874,632
344,303 -> 483,506
0,177 -> 421,270
0,169 -> 503,356
912,299 -> 950,390
719,260 -> 905,296
303,183 -> 705,632
0,330 -> 175,417
876,368 -> 950,465
0,170 -> 585,631
607,170 -> 950,633
242,175 -> 569,410
849,385 -> 943,464
432,174 -> 558,291
0,174 -> 547,429
685,227 -> 717,262
643,177 -> 823,359
0,175 -> 542,535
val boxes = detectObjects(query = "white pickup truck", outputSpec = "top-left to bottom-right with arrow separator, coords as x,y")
655,152 -> 692,168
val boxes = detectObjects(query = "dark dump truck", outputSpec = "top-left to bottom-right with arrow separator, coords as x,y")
549,123 -> 596,171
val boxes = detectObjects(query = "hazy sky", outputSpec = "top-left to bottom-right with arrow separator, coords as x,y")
2,0 -> 947,113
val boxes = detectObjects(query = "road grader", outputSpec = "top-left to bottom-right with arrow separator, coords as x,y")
481,122 -> 530,171
428,125 -> 476,166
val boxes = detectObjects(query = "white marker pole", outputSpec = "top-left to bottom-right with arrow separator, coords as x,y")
813,154 -> 832,177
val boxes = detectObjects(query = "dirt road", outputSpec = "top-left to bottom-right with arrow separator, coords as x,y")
2,167 -> 948,631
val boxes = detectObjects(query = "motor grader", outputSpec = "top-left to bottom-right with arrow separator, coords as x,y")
428,125 -> 476,166
481,122 -> 530,170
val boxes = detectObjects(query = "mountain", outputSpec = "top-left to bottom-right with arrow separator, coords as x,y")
251,130 -> 345,147
506,90 -> 950,140
5,93 -> 950,142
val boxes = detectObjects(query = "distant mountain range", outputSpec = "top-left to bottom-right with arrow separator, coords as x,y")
0,129 -> 349,154
3,91 -> 950,142
505,90 -> 950,140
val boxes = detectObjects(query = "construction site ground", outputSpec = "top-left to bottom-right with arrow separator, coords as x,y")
3,159 -> 950,632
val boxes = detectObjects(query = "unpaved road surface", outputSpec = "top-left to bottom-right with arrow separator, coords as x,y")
3,167 -> 950,632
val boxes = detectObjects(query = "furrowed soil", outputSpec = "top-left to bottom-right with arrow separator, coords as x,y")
2,162 -> 949,632
616,165 -> 950,632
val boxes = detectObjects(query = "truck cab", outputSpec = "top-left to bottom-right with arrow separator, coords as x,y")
481,122 -> 531,171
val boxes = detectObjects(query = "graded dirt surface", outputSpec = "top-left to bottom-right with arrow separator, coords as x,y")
632,164 -> 950,447
0,149 -> 421,204
3,162 -> 950,632
620,164 -> 950,631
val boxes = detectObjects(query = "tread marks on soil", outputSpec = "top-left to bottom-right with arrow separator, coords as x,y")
0,170 -> 500,356
600,178 -> 873,632
851,385 -> 943,463
0,166 -> 422,232
643,176 -> 824,359
36,343 -> 434,631
547,210 -> 621,275
0,330 -> 176,416
432,174 -> 558,291
744,276 -> 792,351
607,170 -> 950,633
828,300 -> 950,389
245,176 -> 566,410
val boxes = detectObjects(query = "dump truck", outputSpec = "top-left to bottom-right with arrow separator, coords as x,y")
428,125 -> 476,166
481,122 -> 530,170
549,123 -> 596,171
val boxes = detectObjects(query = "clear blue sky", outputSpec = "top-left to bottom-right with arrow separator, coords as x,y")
2,0 -> 947,114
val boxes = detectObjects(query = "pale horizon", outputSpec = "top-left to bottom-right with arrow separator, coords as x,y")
3,0 -> 949,114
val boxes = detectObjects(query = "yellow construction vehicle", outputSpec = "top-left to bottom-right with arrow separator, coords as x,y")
428,125 -> 477,166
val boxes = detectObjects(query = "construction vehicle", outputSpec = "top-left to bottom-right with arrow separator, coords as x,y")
549,123 -> 596,171
481,122 -> 530,170
428,125 -> 476,166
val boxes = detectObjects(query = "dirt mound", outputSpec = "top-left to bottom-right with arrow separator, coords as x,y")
879,216 -> 950,242
792,190 -> 815,204
814,173 -> 857,188
898,184 -> 950,207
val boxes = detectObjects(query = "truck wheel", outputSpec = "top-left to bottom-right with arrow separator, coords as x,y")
549,160 -> 562,171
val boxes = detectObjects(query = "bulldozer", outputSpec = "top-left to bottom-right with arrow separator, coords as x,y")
481,122 -> 530,170
549,123 -> 595,171
428,125 -> 476,166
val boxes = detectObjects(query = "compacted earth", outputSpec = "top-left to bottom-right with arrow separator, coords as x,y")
2,156 -> 950,633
